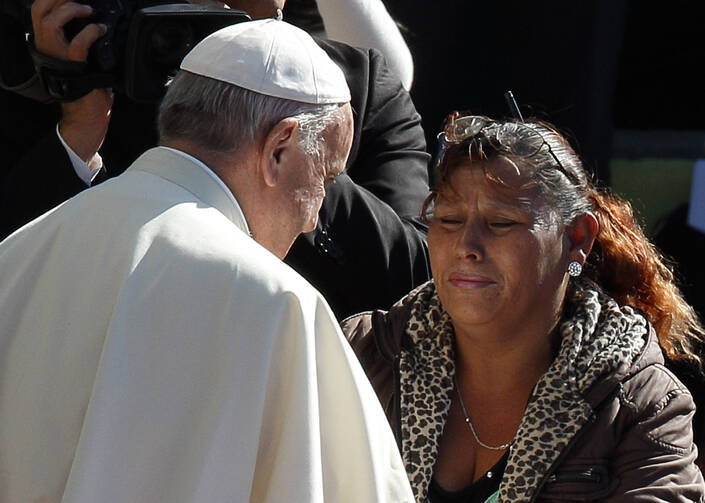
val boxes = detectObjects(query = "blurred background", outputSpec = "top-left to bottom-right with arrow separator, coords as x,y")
285,0 -> 705,320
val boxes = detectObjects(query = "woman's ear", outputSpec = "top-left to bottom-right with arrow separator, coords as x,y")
258,118 -> 299,187
568,212 -> 599,263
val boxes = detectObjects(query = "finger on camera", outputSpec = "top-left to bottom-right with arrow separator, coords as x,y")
31,0 -> 68,22
38,1 -> 93,41
32,0 -> 93,54
51,1 -> 94,28
67,23 -> 107,61
32,0 -> 87,24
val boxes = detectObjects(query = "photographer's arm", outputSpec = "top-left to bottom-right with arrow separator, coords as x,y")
0,95 -> 87,240
315,0 -> 413,90
0,0 -> 112,240
317,41 -> 429,219
31,0 -> 113,163
284,40 -> 431,319
0,93 -> 108,240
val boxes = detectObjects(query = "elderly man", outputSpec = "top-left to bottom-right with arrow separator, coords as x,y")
1,0 -> 431,320
0,20 -> 413,502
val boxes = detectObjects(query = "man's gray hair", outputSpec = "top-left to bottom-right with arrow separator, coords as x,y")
158,71 -> 346,156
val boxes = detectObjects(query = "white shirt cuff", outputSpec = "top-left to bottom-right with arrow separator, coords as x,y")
56,123 -> 104,186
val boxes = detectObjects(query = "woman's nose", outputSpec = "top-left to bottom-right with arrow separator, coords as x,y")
455,220 -> 485,261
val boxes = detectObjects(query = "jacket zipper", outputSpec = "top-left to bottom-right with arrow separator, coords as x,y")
527,384 -> 624,502
527,413 -> 598,502
545,467 -> 602,484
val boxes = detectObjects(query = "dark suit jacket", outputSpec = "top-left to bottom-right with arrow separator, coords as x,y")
0,37 -> 431,319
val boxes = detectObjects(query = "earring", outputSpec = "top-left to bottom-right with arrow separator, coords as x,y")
275,8 -> 283,20
567,261 -> 582,277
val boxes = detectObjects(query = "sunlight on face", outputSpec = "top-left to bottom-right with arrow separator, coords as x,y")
276,106 -> 353,253
428,160 -> 570,334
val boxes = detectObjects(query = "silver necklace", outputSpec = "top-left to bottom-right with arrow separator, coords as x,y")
453,375 -> 513,451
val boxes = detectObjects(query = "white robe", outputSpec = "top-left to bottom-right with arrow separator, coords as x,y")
0,147 -> 413,503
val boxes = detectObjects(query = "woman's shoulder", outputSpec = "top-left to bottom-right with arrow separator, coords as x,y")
341,282 -> 428,361
618,326 -> 697,424
582,306 -> 692,409
557,328 -> 704,498
340,283 -> 432,417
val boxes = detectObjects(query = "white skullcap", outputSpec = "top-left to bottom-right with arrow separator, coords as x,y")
180,18 -> 351,105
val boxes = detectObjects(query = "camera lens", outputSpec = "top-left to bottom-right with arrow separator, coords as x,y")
148,21 -> 195,67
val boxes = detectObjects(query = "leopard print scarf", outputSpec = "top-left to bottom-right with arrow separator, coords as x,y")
398,278 -> 648,502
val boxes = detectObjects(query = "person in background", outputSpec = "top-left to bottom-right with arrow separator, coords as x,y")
283,0 -> 414,90
0,0 -> 430,320
0,20 -> 414,502
343,110 -> 705,502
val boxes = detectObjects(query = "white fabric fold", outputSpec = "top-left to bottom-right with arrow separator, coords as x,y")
0,147 -> 413,503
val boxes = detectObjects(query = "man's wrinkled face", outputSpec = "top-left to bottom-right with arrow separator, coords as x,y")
276,105 -> 353,256
279,106 -> 353,238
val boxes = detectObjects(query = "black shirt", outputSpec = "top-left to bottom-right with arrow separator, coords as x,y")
428,451 -> 509,503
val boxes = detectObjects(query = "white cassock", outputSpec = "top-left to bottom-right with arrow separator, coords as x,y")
0,147 -> 413,503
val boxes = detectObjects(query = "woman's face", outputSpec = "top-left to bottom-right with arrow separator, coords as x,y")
428,160 -> 571,334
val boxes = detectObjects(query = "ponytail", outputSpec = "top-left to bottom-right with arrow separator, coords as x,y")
585,188 -> 704,367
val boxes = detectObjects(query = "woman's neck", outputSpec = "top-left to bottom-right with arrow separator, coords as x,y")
453,319 -> 559,398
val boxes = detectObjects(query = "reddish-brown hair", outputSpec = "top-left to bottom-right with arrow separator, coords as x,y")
426,113 -> 704,367
586,188 -> 704,366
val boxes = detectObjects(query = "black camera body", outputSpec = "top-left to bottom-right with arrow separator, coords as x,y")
0,0 -> 250,102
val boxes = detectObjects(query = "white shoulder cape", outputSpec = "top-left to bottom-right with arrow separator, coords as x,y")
0,147 -> 413,503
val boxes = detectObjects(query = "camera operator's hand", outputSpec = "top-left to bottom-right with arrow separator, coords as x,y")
59,88 -> 114,163
31,0 -> 113,162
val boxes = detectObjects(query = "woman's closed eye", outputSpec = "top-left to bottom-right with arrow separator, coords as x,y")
437,215 -> 464,226
489,220 -> 518,229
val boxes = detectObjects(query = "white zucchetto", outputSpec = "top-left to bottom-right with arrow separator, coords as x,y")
180,18 -> 351,105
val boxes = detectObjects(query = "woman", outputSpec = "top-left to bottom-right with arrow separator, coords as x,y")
342,111 -> 705,502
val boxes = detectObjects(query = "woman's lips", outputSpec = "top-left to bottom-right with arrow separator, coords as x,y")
448,273 -> 495,288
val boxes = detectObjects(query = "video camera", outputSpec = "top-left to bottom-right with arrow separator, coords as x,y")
0,0 -> 250,102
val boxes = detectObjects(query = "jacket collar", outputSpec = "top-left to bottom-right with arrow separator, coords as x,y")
128,147 -> 251,237
397,282 -> 455,502
397,279 -> 648,503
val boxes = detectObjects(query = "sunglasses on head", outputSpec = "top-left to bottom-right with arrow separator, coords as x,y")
431,92 -> 580,188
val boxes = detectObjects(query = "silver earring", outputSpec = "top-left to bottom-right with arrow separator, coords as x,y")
275,8 -> 283,20
568,261 -> 582,277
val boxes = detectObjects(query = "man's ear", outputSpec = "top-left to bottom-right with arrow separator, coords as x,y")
568,212 -> 599,263
259,118 -> 299,187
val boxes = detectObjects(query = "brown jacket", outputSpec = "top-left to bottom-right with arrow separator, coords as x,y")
342,281 -> 705,502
